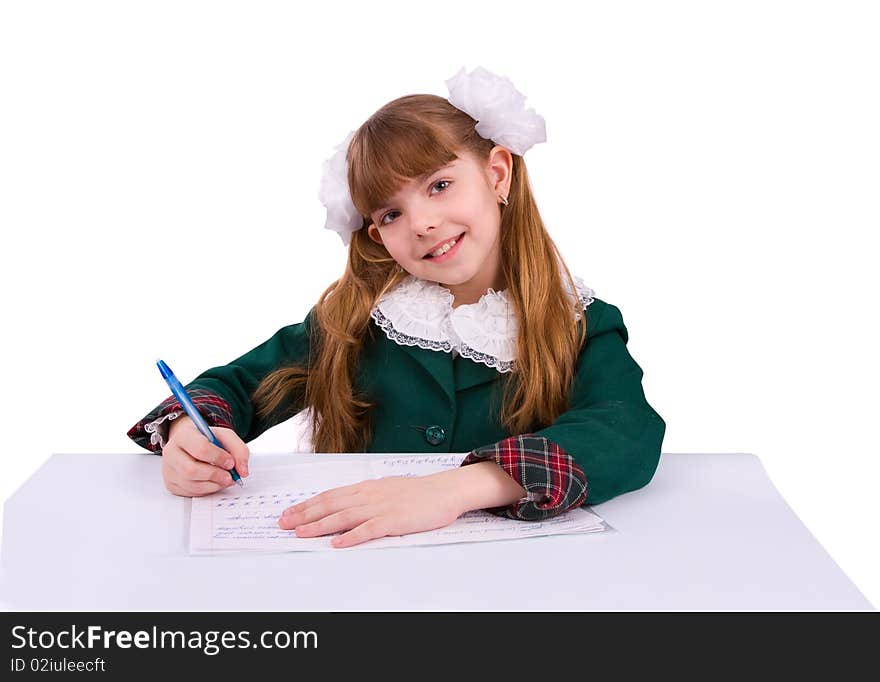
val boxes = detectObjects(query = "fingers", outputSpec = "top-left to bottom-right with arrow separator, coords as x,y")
162,443 -> 235,492
273,481 -> 401,548
281,506 -> 373,539
160,422 -> 252,498
166,478 -> 226,497
179,452 -> 235,485
333,519 -> 389,549
214,428 -> 250,478
284,481 -> 364,515
181,431 -> 236,470
279,487 -> 363,528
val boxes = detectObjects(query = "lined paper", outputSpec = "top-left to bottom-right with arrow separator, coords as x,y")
190,455 -> 608,554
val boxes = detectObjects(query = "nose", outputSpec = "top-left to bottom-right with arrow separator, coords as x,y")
406,197 -> 439,238
411,216 -> 437,238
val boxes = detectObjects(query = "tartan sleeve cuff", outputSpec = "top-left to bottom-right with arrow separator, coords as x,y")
460,434 -> 588,521
126,388 -> 235,454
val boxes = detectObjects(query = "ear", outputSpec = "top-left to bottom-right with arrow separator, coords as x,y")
487,146 -> 513,197
366,222 -> 384,244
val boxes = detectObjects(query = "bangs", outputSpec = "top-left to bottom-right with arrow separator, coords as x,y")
347,113 -> 462,219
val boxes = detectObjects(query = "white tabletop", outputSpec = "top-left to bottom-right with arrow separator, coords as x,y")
0,452 -> 873,611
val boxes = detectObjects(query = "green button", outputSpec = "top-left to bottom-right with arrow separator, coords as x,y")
424,425 -> 446,446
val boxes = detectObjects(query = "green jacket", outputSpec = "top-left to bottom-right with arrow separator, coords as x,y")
139,296 -> 666,506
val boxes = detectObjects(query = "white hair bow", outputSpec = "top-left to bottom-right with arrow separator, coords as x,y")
319,66 -> 547,247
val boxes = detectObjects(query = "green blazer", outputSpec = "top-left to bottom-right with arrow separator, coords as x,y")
169,297 -> 666,506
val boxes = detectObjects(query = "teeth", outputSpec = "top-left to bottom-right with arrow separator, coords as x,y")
430,238 -> 457,258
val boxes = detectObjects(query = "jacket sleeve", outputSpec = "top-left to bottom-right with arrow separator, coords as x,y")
461,298 -> 666,517
127,306 -> 317,453
534,298 -> 666,506
460,434 -> 588,521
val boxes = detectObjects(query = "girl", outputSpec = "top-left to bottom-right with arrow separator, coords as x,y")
127,66 -> 666,549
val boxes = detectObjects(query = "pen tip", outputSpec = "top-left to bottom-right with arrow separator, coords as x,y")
236,479 -> 245,487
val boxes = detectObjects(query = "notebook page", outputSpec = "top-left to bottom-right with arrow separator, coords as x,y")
189,461 -> 373,553
190,457 -> 608,554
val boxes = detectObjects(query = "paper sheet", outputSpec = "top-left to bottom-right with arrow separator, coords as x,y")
189,454 -> 608,554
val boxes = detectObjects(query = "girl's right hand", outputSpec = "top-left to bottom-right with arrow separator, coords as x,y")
161,414 -> 250,497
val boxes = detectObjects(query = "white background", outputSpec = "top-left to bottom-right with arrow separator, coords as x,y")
1,1 -> 877,609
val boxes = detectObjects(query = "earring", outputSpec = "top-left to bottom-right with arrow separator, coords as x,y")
499,195 -> 509,206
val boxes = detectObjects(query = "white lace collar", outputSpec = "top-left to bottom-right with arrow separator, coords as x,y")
369,274 -> 595,373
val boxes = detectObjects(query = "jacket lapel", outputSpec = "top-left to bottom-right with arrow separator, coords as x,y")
396,342 -> 503,401
454,354 -> 505,392
397,342 -> 456,406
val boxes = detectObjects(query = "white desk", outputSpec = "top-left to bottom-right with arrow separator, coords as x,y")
0,453 -> 872,611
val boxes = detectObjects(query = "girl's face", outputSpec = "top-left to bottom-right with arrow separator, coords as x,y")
366,146 -> 512,303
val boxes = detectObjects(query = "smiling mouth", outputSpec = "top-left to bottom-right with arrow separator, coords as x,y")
423,232 -> 465,260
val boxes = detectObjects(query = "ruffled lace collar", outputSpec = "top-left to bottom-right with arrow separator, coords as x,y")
369,274 -> 595,373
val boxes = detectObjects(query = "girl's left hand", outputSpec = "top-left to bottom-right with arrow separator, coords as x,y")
277,471 -> 466,548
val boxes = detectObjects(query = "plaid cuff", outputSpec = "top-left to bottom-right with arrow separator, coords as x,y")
460,434 -> 588,521
126,388 -> 235,454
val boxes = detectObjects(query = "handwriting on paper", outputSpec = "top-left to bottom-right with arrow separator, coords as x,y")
189,457 -> 607,554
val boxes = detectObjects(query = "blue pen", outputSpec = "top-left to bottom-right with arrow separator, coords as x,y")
156,358 -> 244,487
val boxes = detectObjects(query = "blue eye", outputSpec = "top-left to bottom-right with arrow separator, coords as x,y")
380,210 -> 399,226
380,180 -> 452,226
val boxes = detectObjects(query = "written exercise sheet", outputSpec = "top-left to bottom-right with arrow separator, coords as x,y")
190,454 -> 609,553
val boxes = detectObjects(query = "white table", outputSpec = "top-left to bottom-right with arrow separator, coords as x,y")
0,453 -> 873,611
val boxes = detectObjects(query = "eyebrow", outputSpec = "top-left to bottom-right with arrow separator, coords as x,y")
418,163 -> 455,182
374,163 -> 456,214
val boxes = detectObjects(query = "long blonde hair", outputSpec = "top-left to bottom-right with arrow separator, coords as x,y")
252,94 -> 587,452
